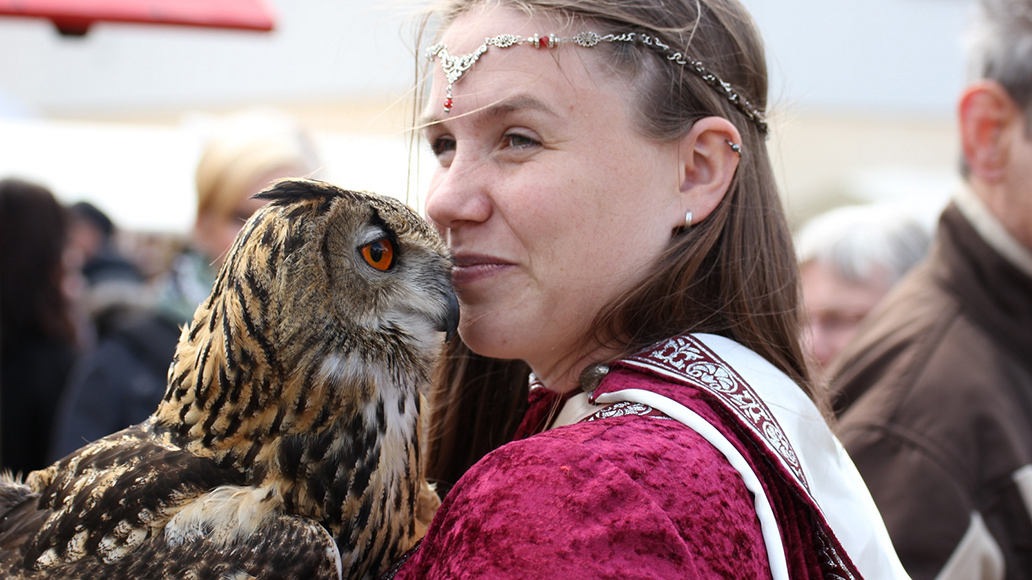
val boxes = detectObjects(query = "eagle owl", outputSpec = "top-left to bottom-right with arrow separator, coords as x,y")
0,179 -> 457,579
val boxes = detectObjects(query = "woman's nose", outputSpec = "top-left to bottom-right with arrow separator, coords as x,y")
425,155 -> 493,230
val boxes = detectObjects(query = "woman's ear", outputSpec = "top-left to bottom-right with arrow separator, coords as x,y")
675,117 -> 742,229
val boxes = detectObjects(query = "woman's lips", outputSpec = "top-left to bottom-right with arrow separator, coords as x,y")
451,253 -> 514,285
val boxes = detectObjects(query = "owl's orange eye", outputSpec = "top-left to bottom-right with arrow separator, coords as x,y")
361,239 -> 394,271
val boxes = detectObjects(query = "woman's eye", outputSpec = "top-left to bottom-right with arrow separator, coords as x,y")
506,133 -> 539,149
430,137 -> 456,157
360,239 -> 394,271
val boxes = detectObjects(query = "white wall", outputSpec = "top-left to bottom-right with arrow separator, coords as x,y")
0,0 -> 976,116
0,0 -> 417,116
743,0 -> 974,116
0,117 -> 430,232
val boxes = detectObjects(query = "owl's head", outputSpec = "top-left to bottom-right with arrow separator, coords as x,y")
159,179 -> 458,448
233,179 -> 458,352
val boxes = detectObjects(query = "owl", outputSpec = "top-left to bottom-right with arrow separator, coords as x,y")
0,179 -> 457,579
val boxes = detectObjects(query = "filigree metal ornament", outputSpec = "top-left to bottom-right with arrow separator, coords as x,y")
425,31 -> 768,135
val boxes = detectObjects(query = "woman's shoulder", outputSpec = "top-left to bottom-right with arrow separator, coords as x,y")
478,409 -> 732,492
394,403 -> 769,579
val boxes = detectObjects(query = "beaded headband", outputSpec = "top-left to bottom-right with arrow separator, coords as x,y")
425,31 -> 768,135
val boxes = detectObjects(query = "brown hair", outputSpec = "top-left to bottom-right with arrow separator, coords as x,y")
414,0 -> 818,492
0,178 -> 76,349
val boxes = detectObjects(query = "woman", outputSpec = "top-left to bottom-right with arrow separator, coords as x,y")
392,0 -> 909,578
0,178 -> 78,474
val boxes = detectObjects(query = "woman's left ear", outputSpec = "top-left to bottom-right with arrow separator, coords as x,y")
674,117 -> 742,229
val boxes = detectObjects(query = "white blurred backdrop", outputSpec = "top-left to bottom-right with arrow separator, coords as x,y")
0,0 -> 976,232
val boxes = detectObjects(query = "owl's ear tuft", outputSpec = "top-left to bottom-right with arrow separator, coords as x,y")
254,178 -> 344,205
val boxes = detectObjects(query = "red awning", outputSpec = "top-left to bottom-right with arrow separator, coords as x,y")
0,0 -> 275,36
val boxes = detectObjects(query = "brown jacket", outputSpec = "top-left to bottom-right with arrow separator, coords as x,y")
831,203 -> 1032,580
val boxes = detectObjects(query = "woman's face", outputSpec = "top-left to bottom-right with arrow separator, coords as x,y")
423,7 -> 686,387
193,165 -> 296,267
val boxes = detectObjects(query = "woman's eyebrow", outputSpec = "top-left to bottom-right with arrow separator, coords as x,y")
418,94 -> 558,129
481,95 -> 558,119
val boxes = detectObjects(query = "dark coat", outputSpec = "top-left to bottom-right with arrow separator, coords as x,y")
1,335 -> 75,474
831,203 -> 1032,580
49,316 -> 179,461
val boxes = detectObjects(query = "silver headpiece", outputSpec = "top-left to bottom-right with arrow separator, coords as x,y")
425,31 -> 768,136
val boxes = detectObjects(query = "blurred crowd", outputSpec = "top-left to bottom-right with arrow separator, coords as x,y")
0,108 -> 322,474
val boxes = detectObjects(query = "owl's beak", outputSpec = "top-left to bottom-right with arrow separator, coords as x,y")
438,289 -> 460,342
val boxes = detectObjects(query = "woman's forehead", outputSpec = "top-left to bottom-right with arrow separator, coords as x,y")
425,8 -> 619,122
440,6 -> 567,53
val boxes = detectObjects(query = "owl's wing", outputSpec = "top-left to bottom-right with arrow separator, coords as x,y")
0,426 -> 341,579
0,506 -> 341,580
148,483 -> 343,580
146,510 -> 343,580
0,477 -> 47,578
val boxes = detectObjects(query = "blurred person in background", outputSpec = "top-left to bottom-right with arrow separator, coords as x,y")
69,201 -> 144,288
50,109 -> 323,459
66,201 -> 149,342
795,204 -> 929,381
830,0 -> 1032,577
0,177 -> 78,474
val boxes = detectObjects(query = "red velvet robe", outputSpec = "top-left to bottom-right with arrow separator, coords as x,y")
390,334 -> 907,579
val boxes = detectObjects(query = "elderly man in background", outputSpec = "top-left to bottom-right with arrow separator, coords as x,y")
795,204 -> 929,382
830,0 -> 1032,578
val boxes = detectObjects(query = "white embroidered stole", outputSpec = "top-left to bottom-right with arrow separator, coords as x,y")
574,334 -> 911,580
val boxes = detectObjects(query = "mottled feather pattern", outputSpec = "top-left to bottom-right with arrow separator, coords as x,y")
0,180 -> 455,579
